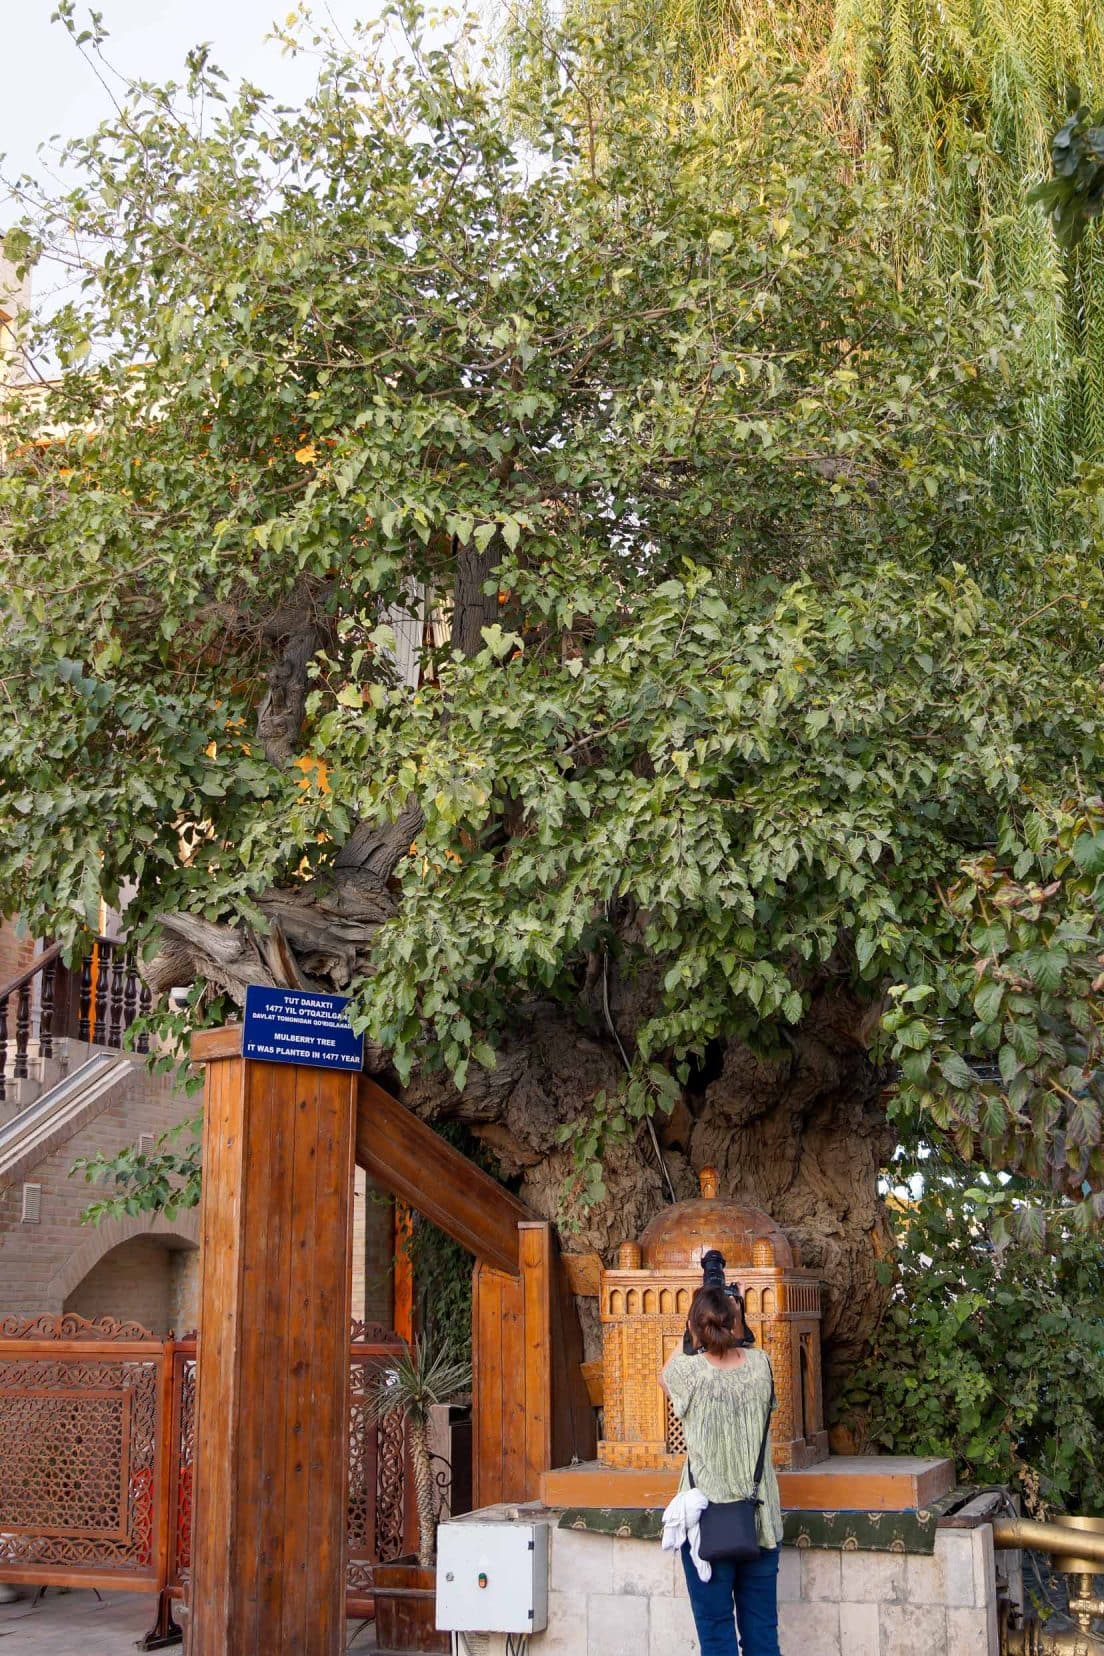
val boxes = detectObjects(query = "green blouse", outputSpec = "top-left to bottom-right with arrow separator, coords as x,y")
662,1348 -> 784,1550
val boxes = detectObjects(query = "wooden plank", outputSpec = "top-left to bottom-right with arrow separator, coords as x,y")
562,1253 -> 602,1297
506,1237 -> 534,1498
393,1204 -> 414,1341
580,1360 -> 604,1407
355,1076 -> 531,1277
472,1261 -> 504,1508
191,1048 -> 240,1645
778,1455 -> 956,1512
539,1455 -> 957,1513
192,1025 -> 244,1061
303,1067 -> 355,1650
0,1566 -> 155,1592
540,1462 -> 680,1508
547,1229 -> 598,1471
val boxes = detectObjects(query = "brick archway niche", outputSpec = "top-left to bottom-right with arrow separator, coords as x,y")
48,1212 -> 199,1332
188,1027 -> 594,1656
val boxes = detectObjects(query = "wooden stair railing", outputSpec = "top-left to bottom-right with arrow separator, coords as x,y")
0,935 -> 152,1102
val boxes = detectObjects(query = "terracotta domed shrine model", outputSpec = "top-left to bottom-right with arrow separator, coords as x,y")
599,1167 -> 828,1472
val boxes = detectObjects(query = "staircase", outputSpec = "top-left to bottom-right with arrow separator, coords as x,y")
0,1044 -> 134,1182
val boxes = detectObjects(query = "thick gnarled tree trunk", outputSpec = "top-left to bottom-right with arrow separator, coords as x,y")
405,995 -> 895,1391
142,557 -> 894,1405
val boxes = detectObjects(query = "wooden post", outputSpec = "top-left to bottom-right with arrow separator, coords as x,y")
189,1028 -> 356,1656
471,1221 -> 595,1507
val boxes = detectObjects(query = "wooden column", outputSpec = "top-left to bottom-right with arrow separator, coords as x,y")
472,1222 -> 595,1507
189,1028 -> 356,1656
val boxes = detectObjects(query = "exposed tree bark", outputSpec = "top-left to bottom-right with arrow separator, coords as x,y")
147,840 -> 892,1403
144,544 -> 891,1402
450,538 -> 502,657
403,990 -> 894,1399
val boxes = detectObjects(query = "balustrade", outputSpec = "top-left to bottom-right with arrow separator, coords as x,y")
0,936 -> 152,1101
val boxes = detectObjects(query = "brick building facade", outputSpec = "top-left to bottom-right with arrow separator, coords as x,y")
0,921 -> 397,1334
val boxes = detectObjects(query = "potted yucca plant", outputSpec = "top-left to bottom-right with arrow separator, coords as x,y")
367,1337 -> 472,1655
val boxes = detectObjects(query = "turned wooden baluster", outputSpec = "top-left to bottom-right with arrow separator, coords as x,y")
136,982 -> 152,1054
122,951 -> 138,1043
13,983 -> 31,1079
39,958 -> 56,1061
93,940 -> 110,1044
0,994 -> 8,1102
108,944 -> 126,1048
78,953 -> 94,1042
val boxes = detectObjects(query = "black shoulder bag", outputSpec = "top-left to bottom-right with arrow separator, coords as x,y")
687,1366 -> 775,1564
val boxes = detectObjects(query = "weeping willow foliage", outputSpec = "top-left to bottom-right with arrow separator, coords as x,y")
827,0 -> 1104,522
518,0 -> 1104,528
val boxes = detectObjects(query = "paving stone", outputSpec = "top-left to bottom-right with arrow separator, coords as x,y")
801,1547 -> 843,1601
648,1593 -> 699,1655
934,1532 -> 980,1608
840,1548 -> 907,1605
880,1600 -> 949,1656
778,1599 -> 842,1656
587,1590 -> 650,1655
778,1546 -> 802,1603
539,1588 -> 589,1654
610,1535 -> 676,1597
839,1600 -> 880,1656
947,1604 -> 999,1656
551,1526 -> 615,1595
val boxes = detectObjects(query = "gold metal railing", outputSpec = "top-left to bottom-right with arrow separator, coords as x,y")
997,1516 -> 1104,1655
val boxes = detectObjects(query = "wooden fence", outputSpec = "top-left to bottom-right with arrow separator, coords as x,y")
0,1314 -> 417,1648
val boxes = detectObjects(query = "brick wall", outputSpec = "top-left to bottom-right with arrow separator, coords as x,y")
0,1023 -> 394,1333
63,1234 -> 178,1333
0,1054 -> 199,1320
169,1244 -> 200,1333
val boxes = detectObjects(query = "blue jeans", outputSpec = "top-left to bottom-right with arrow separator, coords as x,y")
681,1541 -> 781,1656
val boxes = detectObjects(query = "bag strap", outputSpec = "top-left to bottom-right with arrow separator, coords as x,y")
685,1357 -> 775,1499
750,1363 -> 776,1500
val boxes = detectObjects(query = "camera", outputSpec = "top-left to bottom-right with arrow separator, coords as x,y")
683,1249 -> 755,1352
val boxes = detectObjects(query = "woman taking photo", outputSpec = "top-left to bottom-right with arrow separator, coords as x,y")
660,1285 -> 783,1656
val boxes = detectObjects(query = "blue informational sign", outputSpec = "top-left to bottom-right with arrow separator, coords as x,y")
242,985 -> 365,1072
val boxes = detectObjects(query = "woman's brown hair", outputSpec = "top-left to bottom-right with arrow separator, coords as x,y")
687,1285 -> 742,1355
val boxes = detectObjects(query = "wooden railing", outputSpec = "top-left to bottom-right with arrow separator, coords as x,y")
0,935 -> 152,1102
0,1313 -> 424,1647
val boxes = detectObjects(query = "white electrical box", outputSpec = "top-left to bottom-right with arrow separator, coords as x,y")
435,1519 -> 549,1633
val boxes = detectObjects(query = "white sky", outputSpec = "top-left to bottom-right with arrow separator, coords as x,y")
0,0 -> 381,192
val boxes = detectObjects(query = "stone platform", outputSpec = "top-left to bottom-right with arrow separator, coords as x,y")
540,1453 -> 956,1512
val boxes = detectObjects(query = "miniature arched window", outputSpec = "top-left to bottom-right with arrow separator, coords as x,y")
676,1289 -> 689,1313
762,1288 -> 775,1316
610,1291 -> 624,1315
660,1289 -> 673,1313
643,1289 -> 656,1314
744,1287 -> 760,1315
626,1290 -> 640,1314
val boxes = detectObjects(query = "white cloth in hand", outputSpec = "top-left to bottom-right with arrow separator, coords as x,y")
661,1488 -> 711,1582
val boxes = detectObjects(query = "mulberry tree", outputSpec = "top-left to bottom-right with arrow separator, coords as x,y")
2,7 -> 1101,1383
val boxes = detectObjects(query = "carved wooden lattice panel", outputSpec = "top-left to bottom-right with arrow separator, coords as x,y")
168,1331 -> 410,1601
664,1393 -> 686,1456
347,1338 -> 409,1595
170,1350 -> 196,1580
0,1351 -> 159,1575
0,1316 -> 413,1601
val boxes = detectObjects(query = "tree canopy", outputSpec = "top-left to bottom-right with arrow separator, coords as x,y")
534,0 -> 1104,530
1,7 -> 1102,1277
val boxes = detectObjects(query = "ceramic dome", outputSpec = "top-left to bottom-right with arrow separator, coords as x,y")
637,1166 -> 794,1272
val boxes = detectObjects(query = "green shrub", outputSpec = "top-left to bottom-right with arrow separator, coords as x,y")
835,1151 -> 1104,1515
